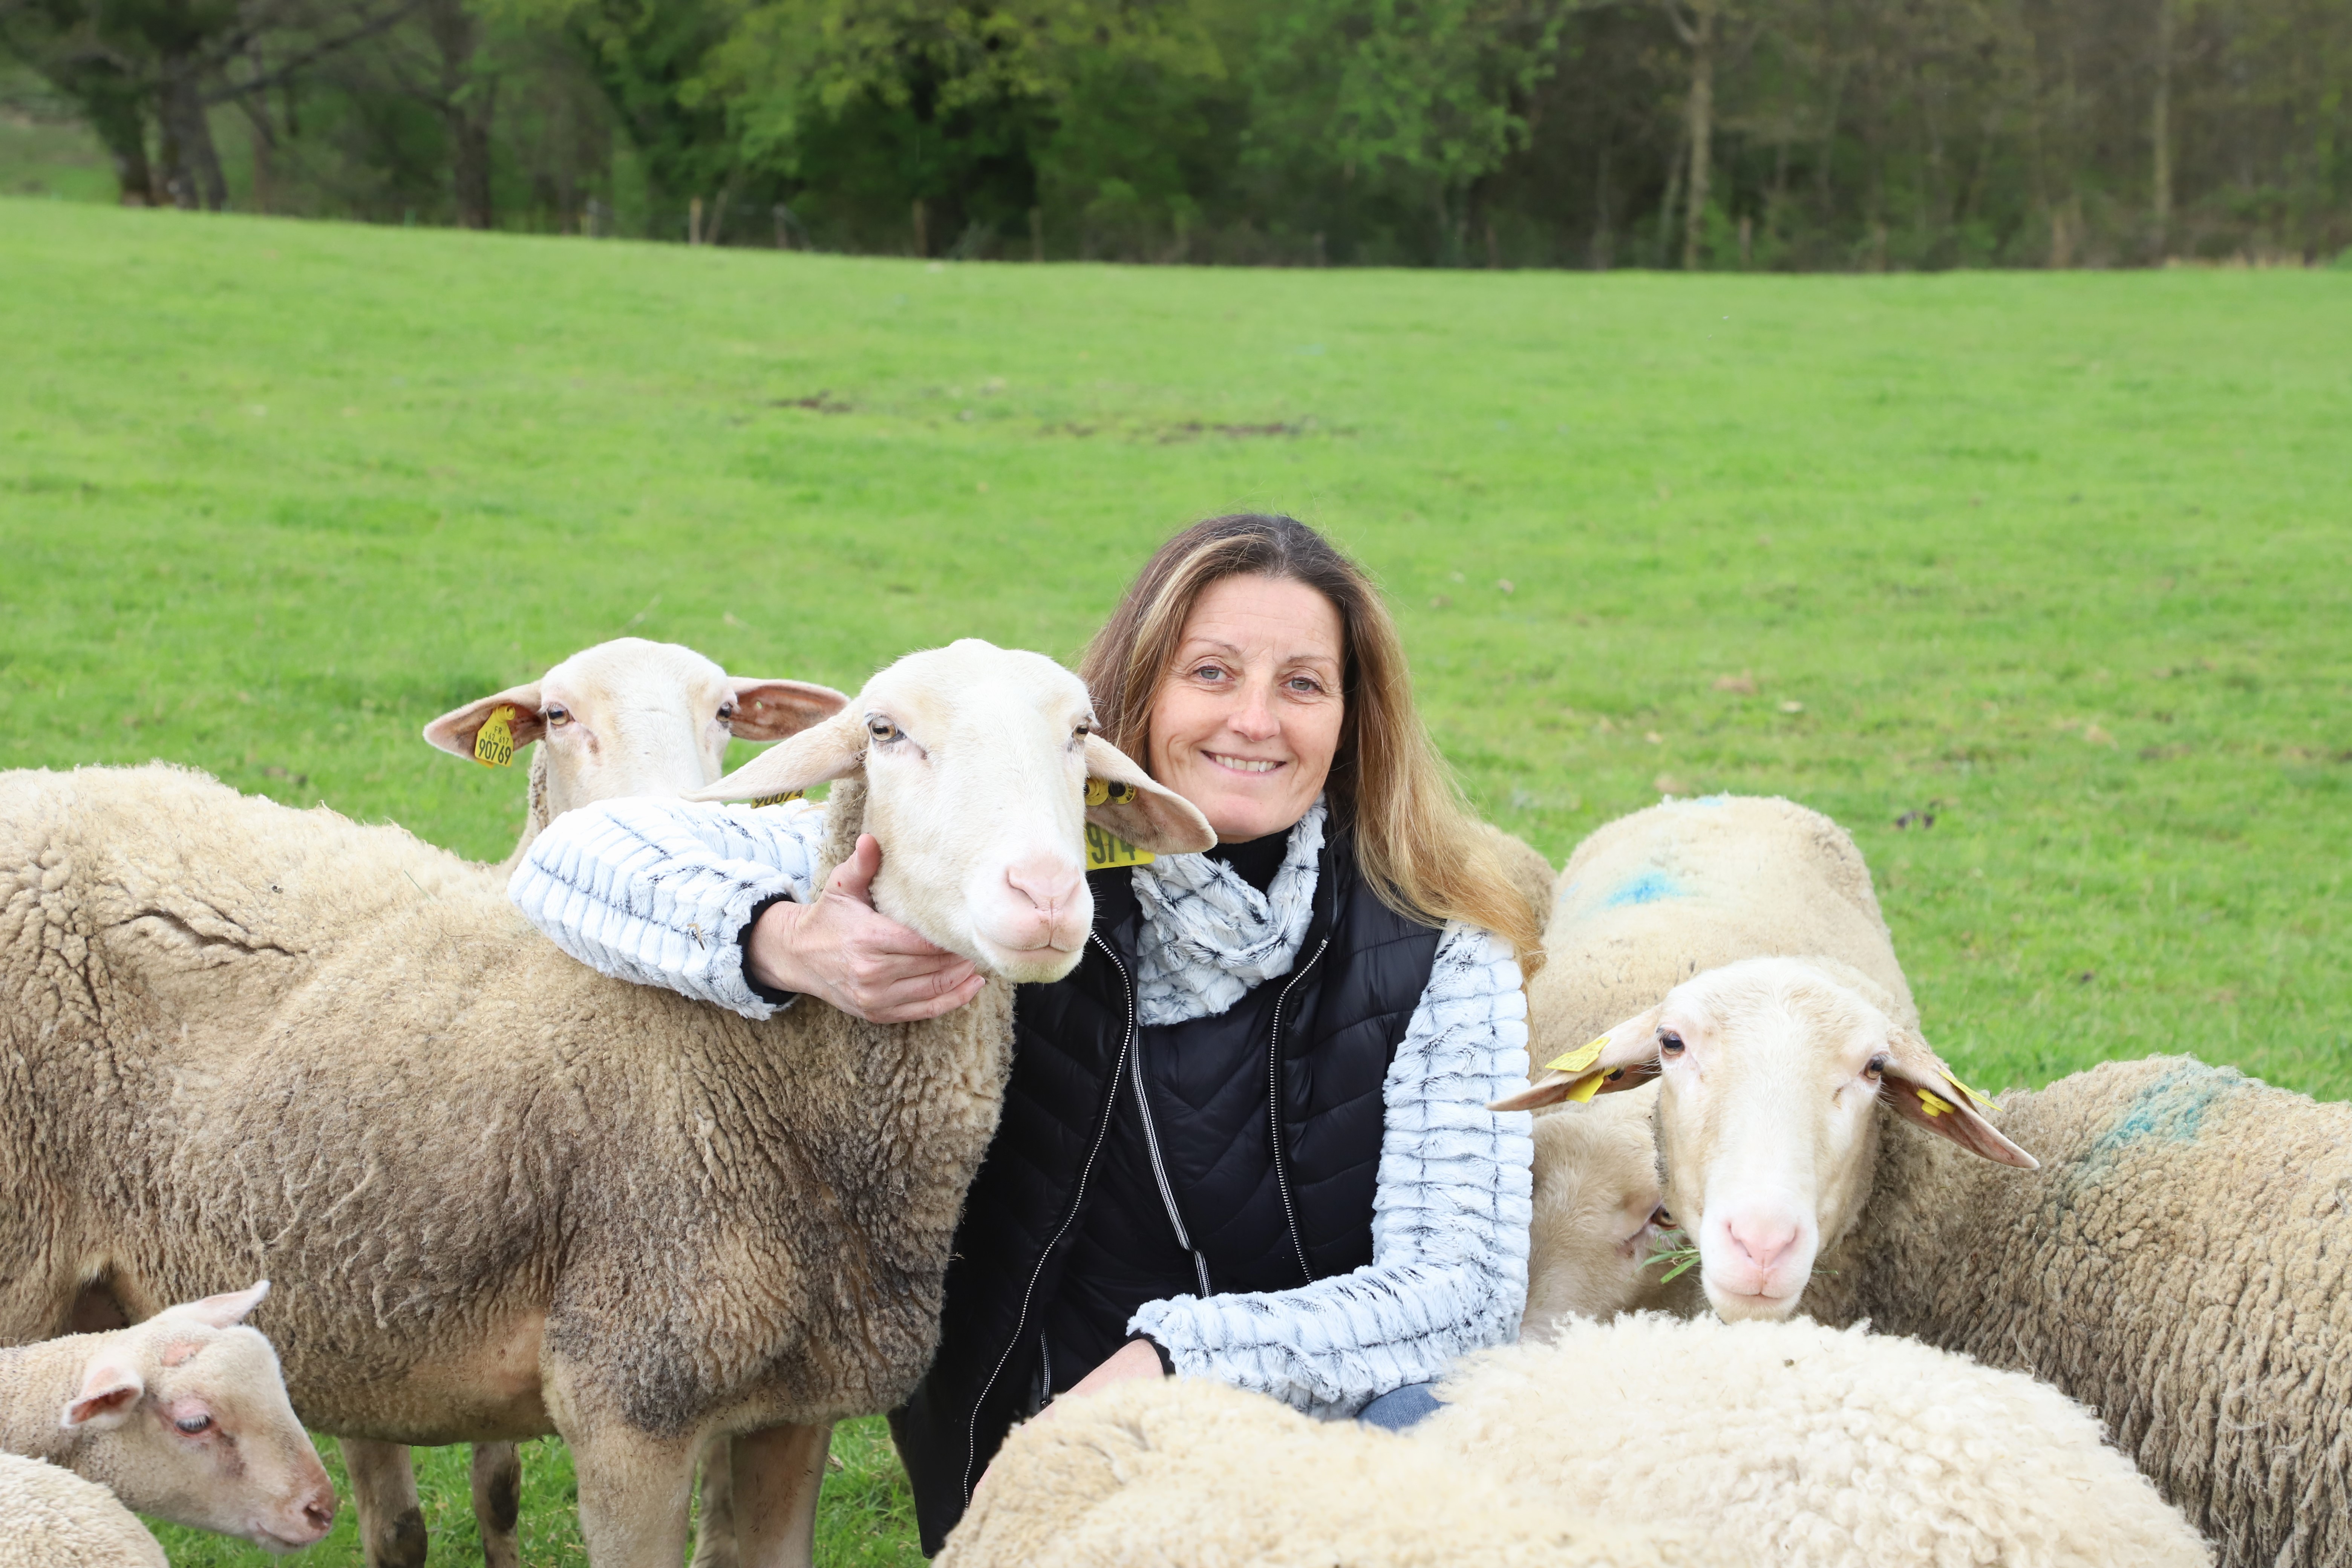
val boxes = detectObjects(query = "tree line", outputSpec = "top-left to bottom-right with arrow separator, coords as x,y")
6,0 -> 2346,268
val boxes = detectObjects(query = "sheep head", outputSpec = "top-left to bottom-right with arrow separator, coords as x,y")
62,1281 -> 337,1552
1492,956 -> 2034,1322
688,639 -> 1215,984
424,637 -> 849,826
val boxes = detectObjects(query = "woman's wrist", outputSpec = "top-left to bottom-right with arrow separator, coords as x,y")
742,896 -> 809,997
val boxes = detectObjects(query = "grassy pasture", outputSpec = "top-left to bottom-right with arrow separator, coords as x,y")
2,199 -> 2347,1563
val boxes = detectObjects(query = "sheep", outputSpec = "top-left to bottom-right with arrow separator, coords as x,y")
0,1455 -> 166,1568
1474,822 -> 1558,942
1421,1315 -> 2211,1567
0,639 -> 1215,1568
0,1282 -> 335,1553
937,1374 -> 1729,1568
1499,796 -> 2350,1568
408,637 -> 843,1568
422,635 -> 845,868
1507,795 -> 1922,1329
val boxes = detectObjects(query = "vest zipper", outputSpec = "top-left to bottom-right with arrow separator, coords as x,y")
960,933 -> 1133,1506
1268,934 -> 1331,1286
1112,941 -> 1214,1297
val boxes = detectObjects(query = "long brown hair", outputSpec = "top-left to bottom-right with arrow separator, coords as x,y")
1078,514 -> 1545,970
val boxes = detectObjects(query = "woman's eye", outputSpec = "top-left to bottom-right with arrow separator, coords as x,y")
174,1414 -> 213,1435
1287,677 -> 1322,694
545,706 -> 571,727
1658,1031 -> 1686,1057
1193,665 -> 1225,682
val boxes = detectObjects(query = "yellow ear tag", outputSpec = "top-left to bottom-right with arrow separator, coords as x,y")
1544,1035 -> 1611,1076
1564,1073 -> 1606,1105
472,706 -> 518,768
1084,823 -> 1154,871
1917,1087 -> 1955,1118
1945,1073 -> 1992,1111
748,790 -> 806,809
1084,778 -> 1140,807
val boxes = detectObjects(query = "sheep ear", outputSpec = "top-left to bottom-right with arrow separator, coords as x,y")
1081,735 -> 1216,856
424,684 -> 546,767
63,1357 -> 144,1430
1882,1031 -> 2038,1170
155,1279 -> 270,1331
727,680 -> 851,742
1489,1006 -> 1663,1112
687,709 -> 868,802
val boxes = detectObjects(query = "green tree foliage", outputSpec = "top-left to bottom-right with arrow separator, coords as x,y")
7,0 -> 2346,262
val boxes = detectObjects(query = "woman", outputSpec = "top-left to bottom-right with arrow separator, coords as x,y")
512,514 -> 1543,1553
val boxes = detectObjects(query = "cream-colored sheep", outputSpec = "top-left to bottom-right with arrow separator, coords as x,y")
423,635 -> 842,867
1511,796 -> 1921,1328
0,1455 -> 166,1568
1424,1315 -> 2210,1567
938,1375 -> 1728,1568
1503,796 -> 2350,1568
0,640 -> 1213,1568
1474,822 -> 1557,945
404,638 -> 842,1568
0,1283 -> 334,1552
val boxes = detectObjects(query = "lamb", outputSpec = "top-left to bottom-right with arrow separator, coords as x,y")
937,1374 -> 1728,1568
941,1312 -> 2205,1568
0,1456 -> 166,1568
1519,1082 -> 1687,1334
0,1282 -> 335,1554
0,639 -> 1214,1568
1500,796 -> 2350,1568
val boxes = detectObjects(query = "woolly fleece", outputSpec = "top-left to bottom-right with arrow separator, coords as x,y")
1427,1315 -> 2210,1568
0,1455 -> 165,1568
0,764 -> 1016,1560
937,1375 -> 1729,1568
1802,1055 -> 2352,1568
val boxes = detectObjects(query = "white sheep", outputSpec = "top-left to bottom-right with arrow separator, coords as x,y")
1501,796 -> 2349,1567
939,1374 -> 1729,1568
422,635 -> 843,867
941,1313 -> 2206,1567
1421,1315 -> 2210,1566
0,1456 -> 166,1568
0,639 -> 1212,1568
401,636 -> 842,1568
0,1282 -> 335,1554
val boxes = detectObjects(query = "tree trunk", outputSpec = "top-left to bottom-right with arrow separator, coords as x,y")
158,55 -> 227,210
1682,0 -> 1717,271
912,198 -> 928,256
2150,0 -> 2173,253
427,0 -> 493,230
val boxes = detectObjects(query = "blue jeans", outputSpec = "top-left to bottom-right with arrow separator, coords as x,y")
1357,1382 -> 1443,1432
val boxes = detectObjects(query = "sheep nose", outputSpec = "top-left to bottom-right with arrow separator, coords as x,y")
1005,858 -> 1082,920
303,1496 -> 337,1533
1727,1214 -> 1798,1272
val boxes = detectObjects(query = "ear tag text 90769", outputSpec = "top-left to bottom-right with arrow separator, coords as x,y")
473,706 -> 518,768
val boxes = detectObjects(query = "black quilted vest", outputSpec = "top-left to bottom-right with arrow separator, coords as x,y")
889,829 -> 1443,1553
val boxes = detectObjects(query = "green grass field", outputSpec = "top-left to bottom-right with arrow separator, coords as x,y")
3,198 -> 2347,1564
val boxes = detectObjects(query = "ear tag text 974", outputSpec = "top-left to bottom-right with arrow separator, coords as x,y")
1084,824 -> 1153,871
473,706 -> 518,768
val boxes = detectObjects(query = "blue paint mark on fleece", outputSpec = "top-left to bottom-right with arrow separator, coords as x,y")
2066,1063 -> 2245,1194
1603,871 -> 1683,908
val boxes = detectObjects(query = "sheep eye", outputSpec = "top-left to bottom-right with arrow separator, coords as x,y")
1658,1031 -> 1685,1057
1864,1054 -> 1888,1081
545,705 -> 572,727
1074,722 -> 1091,739
718,702 -> 737,722
174,1413 -> 213,1435
868,718 -> 900,743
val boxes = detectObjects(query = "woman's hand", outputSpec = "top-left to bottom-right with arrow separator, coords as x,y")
1042,1338 -> 1168,1417
744,833 -> 985,1022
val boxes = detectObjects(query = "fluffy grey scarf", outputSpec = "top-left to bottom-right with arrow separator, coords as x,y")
1130,799 -> 1326,1027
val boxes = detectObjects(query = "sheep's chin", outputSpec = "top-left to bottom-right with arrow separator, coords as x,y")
1704,1277 -> 1807,1322
977,938 -> 1088,986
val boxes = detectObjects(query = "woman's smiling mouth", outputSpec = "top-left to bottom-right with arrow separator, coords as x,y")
1206,753 -> 1285,774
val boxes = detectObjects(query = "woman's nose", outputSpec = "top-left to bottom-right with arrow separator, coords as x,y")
1228,683 -> 1281,740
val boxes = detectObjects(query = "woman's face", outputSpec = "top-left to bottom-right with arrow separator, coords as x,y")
1147,573 -> 1345,844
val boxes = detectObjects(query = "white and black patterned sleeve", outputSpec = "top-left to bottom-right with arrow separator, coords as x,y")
1126,922 -> 1534,1414
507,796 -> 828,1019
